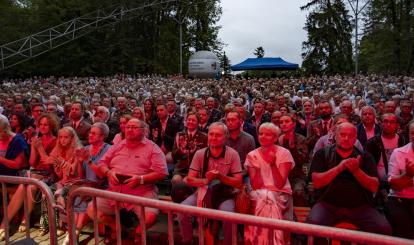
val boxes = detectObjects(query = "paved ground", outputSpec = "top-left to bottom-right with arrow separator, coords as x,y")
3,213 -> 202,245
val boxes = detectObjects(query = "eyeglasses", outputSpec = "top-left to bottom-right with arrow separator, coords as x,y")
382,120 -> 398,124
89,132 -> 103,136
125,126 -> 145,130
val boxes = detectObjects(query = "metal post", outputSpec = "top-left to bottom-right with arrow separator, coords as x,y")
167,212 -> 174,245
139,205 -> 147,245
93,197 -> 99,245
114,202 -> 122,245
179,23 -> 183,75
23,185 -> 31,239
2,183 -> 10,243
355,0 -> 359,75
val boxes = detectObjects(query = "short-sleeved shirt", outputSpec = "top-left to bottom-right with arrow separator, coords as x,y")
98,138 -> 168,196
0,134 -> 29,176
310,146 -> 378,208
189,146 -> 242,178
226,131 -> 256,165
388,143 -> 414,199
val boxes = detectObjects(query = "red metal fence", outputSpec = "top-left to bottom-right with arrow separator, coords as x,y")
67,187 -> 414,245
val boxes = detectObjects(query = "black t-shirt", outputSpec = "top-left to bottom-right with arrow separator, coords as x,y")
310,146 -> 378,208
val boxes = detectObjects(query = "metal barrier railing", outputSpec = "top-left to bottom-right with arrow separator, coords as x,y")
67,187 -> 414,245
0,175 -> 58,245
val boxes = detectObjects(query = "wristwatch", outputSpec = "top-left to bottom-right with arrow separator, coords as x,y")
139,175 -> 144,185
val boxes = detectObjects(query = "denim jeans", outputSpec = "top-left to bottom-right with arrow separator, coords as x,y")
177,192 -> 235,244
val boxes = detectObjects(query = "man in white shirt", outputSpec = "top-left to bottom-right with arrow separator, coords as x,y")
385,121 -> 414,239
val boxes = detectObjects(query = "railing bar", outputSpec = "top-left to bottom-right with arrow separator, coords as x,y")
92,197 -> 99,245
231,222 -> 237,245
23,184 -> 31,239
114,201 -> 122,245
67,192 -> 76,245
308,235 -> 314,245
64,186 -> 414,245
198,216 -> 204,245
167,211 -> 174,245
2,183 -> 10,243
140,205 -> 147,245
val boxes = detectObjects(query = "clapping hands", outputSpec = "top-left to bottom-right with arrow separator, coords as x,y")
75,148 -> 90,162
206,170 -> 220,183
339,155 -> 361,174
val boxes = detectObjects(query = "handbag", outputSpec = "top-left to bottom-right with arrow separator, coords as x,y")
235,184 -> 251,214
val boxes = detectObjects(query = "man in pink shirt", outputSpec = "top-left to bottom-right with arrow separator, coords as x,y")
87,118 -> 168,242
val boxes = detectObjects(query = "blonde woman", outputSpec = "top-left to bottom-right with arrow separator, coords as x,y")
39,126 -> 82,236
244,122 -> 295,245
132,106 -> 146,121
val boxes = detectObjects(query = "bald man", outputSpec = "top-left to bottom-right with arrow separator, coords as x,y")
307,122 -> 391,237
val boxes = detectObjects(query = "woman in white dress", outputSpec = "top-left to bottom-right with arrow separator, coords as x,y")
244,122 -> 295,245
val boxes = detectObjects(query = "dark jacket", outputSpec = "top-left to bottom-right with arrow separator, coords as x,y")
64,119 -> 91,146
356,123 -> 382,147
365,134 -> 407,170
242,121 -> 259,147
149,117 -> 180,152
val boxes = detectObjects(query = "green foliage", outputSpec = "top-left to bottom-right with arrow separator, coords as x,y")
254,46 -> 265,58
0,0 -> 223,77
359,0 -> 414,74
301,0 -> 353,75
218,51 -> 231,78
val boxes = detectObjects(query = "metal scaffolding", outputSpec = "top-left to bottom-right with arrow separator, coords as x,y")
0,0 -> 175,71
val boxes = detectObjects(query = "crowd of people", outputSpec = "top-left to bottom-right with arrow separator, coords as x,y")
0,74 -> 413,244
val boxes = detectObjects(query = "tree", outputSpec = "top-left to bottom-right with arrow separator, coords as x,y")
219,51 -> 231,78
0,0 -> 224,77
359,0 -> 414,74
301,0 -> 353,74
254,46 -> 265,58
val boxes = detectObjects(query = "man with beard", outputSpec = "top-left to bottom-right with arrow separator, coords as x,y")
307,123 -> 391,239
306,100 -> 334,152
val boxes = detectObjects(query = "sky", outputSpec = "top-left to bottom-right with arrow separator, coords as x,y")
217,0 -> 309,66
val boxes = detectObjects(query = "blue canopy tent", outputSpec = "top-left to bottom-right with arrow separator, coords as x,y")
231,57 -> 299,71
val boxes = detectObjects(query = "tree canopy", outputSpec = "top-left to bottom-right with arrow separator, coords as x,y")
359,0 -> 414,74
0,0 -> 223,77
254,46 -> 265,58
301,0 -> 354,75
